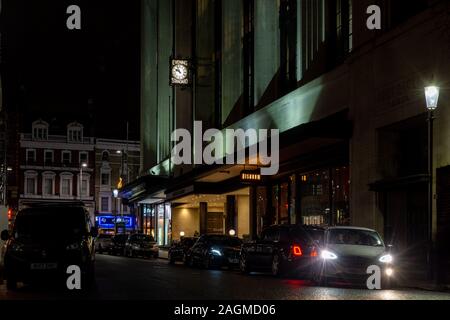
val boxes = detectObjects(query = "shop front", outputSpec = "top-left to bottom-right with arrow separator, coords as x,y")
254,164 -> 350,235
139,202 -> 172,246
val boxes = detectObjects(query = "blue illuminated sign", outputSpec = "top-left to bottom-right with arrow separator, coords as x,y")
97,215 -> 135,229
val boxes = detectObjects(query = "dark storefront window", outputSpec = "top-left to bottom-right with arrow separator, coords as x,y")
332,167 -> 350,225
256,187 -> 268,234
142,205 -> 155,238
259,166 -> 350,232
289,174 -> 297,225
300,170 -> 330,225
279,182 -> 289,224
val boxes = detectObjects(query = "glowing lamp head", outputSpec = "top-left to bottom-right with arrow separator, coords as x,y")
81,162 -> 88,168
179,231 -> 185,237
229,229 -> 236,237
425,86 -> 440,111
113,189 -> 119,198
385,268 -> 394,277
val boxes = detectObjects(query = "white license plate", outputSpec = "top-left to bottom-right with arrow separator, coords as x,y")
228,258 -> 239,264
30,263 -> 58,270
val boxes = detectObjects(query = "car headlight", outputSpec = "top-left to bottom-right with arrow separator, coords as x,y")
210,248 -> 222,256
10,242 -> 24,253
66,242 -> 81,250
379,254 -> 393,263
321,250 -> 338,260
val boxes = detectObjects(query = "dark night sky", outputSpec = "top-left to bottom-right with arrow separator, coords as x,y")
1,0 -> 141,140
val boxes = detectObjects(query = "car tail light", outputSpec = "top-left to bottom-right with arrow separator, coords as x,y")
310,248 -> 318,257
292,245 -> 303,257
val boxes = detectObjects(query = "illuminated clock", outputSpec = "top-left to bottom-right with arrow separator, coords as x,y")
170,59 -> 190,86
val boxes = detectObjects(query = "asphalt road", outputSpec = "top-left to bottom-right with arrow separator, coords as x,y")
1,254 -> 450,300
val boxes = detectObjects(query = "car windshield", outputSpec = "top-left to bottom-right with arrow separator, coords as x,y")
290,228 -> 324,244
14,207 -> 88,241
133,234 -> 154,242
329,229 -> 384,247
114,234 -> 129,243
209,236 -> 242,247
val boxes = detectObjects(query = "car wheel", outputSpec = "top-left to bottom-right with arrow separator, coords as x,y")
381,276 -> 394,290
6,276 -> 17,291
203,255 -> 211,269
240,254 -> 251,274
188,256 -> 195,268
271,254 -> 284,277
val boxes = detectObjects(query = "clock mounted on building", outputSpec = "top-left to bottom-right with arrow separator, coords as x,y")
170,58 -> 191,86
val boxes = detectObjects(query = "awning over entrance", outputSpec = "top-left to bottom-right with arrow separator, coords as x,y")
122,110 -> 351,205
119,175 -> 169,204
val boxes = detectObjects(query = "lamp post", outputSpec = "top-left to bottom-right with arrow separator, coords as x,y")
424,86 -> 439,281
79,162 -> 87,200
113,188 -> 119,234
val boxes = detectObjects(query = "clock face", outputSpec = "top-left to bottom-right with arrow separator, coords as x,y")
172,64 -> 188,81
170,59 -> 190,86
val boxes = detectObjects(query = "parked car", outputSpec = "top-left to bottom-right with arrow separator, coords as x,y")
240,225 -> 324,278
95,234 -> 113,254
0,204 -> 97,290
124,234 -> 158,258
185,235 -> 242,269
108,234 -> 129,256
312,226 -> 394,288
168,237 -> 198,264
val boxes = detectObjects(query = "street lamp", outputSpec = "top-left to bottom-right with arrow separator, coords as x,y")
179,231 -> 185,238
229,229 -> 236,237
424,85 -> 439,281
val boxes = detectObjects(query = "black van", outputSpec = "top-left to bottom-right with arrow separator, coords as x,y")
0,204 -> 97,290
240,225 -> 324,278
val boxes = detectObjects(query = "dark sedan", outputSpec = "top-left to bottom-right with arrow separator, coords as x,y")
168,237 -> 198,264
240,225 -> 323,278
108,234 -> 129,256
185,235 -> 242,269
124,234 -> 158,258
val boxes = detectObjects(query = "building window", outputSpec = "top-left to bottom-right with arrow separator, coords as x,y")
101,197 -> 110,212
44,150 -> 54,165
32,120 -> 49,141
79,152 -> 88,166
26,149 -> 36,163
42,172 -> 56,196
67,122 -> 84,143
24,171 -> 38,195
102,151 -> 110,162
26,178 -> 36,195
101,172 -> 110,186
44,178 -> 53,195
62,151 -> 71,165
60,173 -> 73,197
348,0 -> 353,52
79,174 -> 90,197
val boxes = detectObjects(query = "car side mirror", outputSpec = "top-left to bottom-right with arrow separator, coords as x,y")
90,227 -> 99,238
1,230 -> 9,241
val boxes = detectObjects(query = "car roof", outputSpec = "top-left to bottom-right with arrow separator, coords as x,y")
327,226 -> 377,232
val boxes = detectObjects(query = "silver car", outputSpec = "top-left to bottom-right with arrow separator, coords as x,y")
95,234 -> 113,254
312,226 -> 394,289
